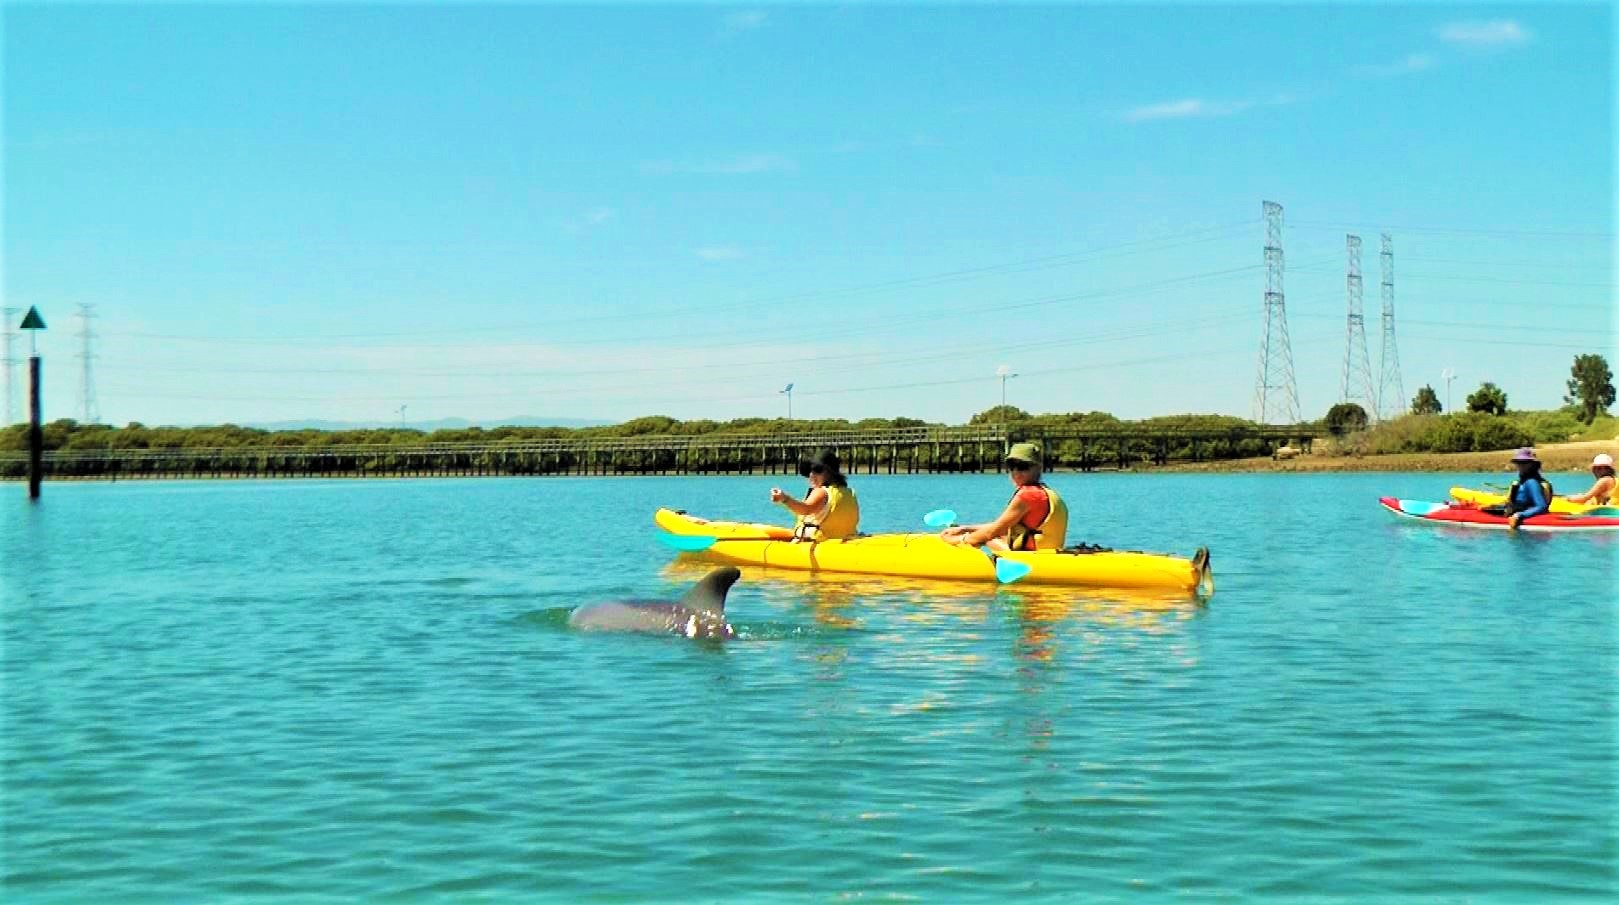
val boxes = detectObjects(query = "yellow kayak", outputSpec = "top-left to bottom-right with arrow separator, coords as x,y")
1449,486 -> 1599,515
655,508 -> 1212,594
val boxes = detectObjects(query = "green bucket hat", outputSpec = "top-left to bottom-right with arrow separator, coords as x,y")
1005,441 -> 1042,466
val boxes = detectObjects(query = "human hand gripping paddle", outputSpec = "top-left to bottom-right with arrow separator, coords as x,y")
923,509 -> 1033,585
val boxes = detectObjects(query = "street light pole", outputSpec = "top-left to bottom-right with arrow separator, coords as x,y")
1441,368 -> 1456,413
995,364 -> 1018,410
780,383 -> 794,421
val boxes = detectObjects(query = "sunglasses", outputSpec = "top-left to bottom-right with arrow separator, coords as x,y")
1006,460 -> 1034,471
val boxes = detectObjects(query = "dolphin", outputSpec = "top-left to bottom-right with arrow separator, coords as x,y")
568,567 -> 741,640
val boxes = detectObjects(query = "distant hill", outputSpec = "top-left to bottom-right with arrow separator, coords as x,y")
240,416 -> 612,432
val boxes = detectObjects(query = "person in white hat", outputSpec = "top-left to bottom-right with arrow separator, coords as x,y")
1565,453 -> 1616,506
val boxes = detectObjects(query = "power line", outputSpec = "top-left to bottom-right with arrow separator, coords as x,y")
93,311 -> 1257,404
97,220 -> 1258,345
93,334 -> 1341,408
1400,334 -> 1610,352
1288,267 -> 1611,288
1298,314 -> 1596,334
100,308 -> 1252,381
92,262 -> 1263,355
1291,221 -> 1613,240
1400,255 -> 1614,270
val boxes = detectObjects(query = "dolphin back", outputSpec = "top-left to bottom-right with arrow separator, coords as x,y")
678,566 -> 741,615
568,567 -> 742,639
568,602 -> 678,633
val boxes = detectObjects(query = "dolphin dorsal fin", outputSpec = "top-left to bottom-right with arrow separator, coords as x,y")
679,567 -> 741,615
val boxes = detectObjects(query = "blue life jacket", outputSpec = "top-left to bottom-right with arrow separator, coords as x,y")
1505,475 -> 1553,516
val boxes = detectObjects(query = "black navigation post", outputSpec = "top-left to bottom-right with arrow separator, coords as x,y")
20,306 -> 46,499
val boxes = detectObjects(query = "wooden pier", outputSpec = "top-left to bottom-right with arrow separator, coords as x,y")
1,425 -> 1311,481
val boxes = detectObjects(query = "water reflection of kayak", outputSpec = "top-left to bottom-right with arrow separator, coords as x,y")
1379,497 -> 1619,532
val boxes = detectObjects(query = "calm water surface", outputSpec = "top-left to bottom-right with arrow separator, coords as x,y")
2,474 -> 1615,902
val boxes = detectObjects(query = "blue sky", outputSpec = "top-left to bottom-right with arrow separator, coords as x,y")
3,2 -> 1613,427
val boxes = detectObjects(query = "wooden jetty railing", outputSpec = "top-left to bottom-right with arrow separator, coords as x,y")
0,424 -> 1313,481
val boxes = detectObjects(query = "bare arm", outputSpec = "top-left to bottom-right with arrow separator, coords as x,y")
946,498 -> 1028,547
1567,476 -> 1616,505
772,486 -> 828,517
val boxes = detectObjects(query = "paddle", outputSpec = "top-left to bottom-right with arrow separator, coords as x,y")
922,509 -> 1034,584
657,532 -> 789,552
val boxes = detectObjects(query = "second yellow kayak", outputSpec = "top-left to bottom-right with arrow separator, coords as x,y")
1449,486 -> 1598,515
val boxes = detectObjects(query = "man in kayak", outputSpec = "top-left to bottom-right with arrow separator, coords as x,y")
940,441 -> 1069,551
1483,447 -> 1553,529
770,449 -> 860,541
1565,453 -> 1615,506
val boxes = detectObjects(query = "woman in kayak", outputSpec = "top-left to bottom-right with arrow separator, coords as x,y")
770,449 -> 860,540
941,441 -> 1069,551
1485,447 -> 1553,529
1565,453 -> 1616,506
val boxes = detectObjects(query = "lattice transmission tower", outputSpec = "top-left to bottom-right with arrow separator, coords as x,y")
1376,233 -> 1404,419
1,306 -> 17,426
1339,234 -> 1376,416
1252,200 -> 1301,424
77,303 -> 100,424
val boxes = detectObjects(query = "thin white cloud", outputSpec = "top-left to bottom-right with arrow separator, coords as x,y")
1355,52 -> 1438,78
640,154 -> 798,176
1438,20 -> 1532,47
563,206 -> 616,234
1122,98 -> 1253,123
695,246 -> 744,261
707,153 -> 796,174
720,11 -> 768,36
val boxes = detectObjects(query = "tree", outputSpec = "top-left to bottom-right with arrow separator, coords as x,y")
969,405 -> 1029,425
1563,353 -> 1615,424
1466,382 -> 1508,416
1411,385 -> 1442,415
1324,402 -> 1369,437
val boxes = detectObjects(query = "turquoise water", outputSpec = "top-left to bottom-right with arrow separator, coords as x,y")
3,474 -> 1614,902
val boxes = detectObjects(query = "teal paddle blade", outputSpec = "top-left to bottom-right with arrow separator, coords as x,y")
922,509 -> 958,529
1397,499 -> 1449,517
658,533 -> 720,552
992,556 -> 1033,584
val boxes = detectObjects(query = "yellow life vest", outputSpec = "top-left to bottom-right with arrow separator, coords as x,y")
795,484 -> 860,540
1007,484 -> 1068,551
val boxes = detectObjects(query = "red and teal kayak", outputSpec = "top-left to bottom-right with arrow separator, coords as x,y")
1378,497 -> 1619,533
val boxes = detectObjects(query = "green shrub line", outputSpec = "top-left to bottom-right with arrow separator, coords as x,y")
1336,409 -> 1619,456
0,410 -> 1283,455
3,407 -> 1609,460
